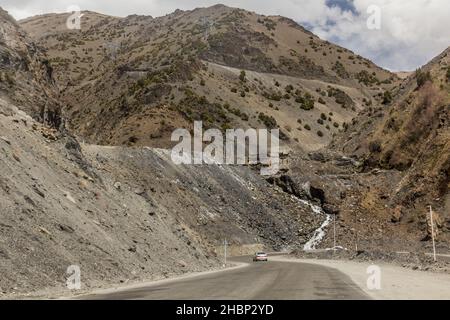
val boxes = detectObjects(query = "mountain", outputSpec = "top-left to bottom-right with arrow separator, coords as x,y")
20,5 -> 398,151
329,46 -> 450,244
0,6 -> 327,297
0,3 -> 447,297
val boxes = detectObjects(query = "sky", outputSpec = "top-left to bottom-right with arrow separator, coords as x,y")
1,0 -> 449,71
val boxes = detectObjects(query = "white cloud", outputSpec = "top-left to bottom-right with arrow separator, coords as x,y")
312,0 -> 450,70
1,0 -> 449,70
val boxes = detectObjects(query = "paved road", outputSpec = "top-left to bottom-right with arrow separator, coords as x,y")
80,256 -> 369,300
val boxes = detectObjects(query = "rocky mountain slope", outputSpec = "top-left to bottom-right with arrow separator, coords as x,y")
20,5 -> 397,151
1,6 -> 333,297
1,97 -> 328,297
327,46 -> 450,247
0,4 -> 448,297
265,47 -> 449,255
0,8 -> 61,127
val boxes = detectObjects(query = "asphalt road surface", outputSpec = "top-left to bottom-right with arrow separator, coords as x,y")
80,255 -> 369,300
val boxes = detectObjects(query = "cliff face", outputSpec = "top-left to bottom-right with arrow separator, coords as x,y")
0,8 -> 61,127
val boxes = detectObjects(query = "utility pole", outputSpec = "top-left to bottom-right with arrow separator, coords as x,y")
200,16 -> 214,40
429,206 -> 437,262
354,209 -> 358,252
223,239 -> 228,267
333,214 -> 336,251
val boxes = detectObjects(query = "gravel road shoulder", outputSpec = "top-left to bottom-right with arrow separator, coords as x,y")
271,256 -> 450,300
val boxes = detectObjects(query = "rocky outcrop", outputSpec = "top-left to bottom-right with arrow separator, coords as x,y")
266,175 -> 327,205
0,8 -> 62,128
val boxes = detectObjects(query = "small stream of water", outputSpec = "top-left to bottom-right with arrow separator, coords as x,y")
292,196 -> 332,250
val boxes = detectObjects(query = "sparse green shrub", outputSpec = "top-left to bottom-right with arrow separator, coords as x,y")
176,91 -> 231,130
369,140 -> 382,153
295,92 -> 315,110
304,124 -> 311,131
416,68 -> 432,88
241,113 -> 249,121
258,113 -> 278,129
382,90 -> 393,105
128,136 -> 139,144
356,70 -> 379,86
332,61 -> 349,79
363,98 -> 373,106
264,92 -> 282,101
257,17 -> 277,31
239,70 -> 246,82
317,130 -> 324,137
327,87 -> 355,109
343,122 -> 349,132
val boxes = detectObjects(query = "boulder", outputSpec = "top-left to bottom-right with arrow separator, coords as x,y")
323,204 -> 339,215
391,205 -> 403,223
308,152 -> 326,162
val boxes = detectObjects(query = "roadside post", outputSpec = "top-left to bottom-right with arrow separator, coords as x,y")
333,214 -> 336,251
429,206 -> 437,262
223,239 -> 228,267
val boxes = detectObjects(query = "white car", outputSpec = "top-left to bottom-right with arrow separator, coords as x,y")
253,252 -> 268,262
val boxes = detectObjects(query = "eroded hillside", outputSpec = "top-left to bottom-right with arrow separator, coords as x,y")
0,8 -> 61,127
323,47 -> 450,249
1,6 -> 334,297
0,4 -> 448,298
20,5 -> 398,151
1,94 -> 333,297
